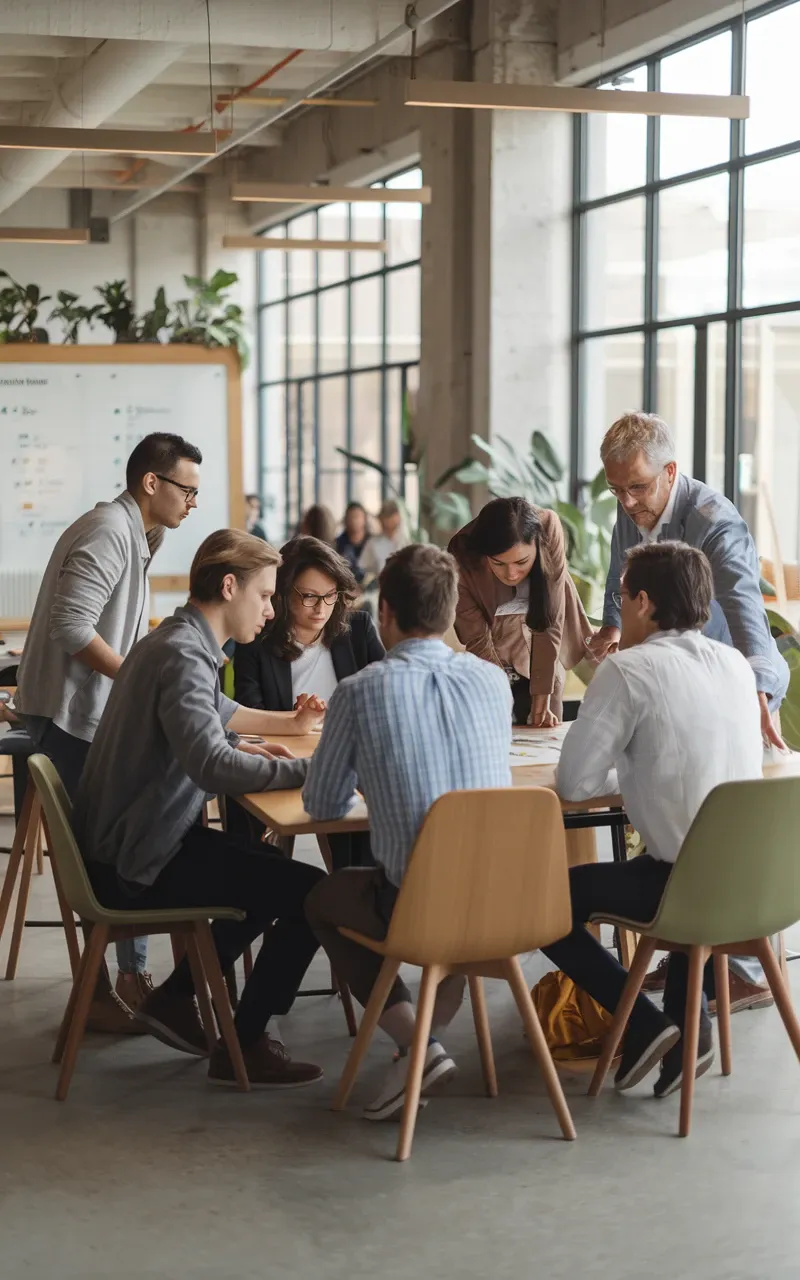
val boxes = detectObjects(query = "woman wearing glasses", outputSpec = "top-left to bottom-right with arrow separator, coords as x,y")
231,536 -> 384,865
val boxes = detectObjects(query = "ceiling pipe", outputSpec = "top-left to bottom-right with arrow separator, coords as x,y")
110,0 -> 464,225
0,39 -> 186,216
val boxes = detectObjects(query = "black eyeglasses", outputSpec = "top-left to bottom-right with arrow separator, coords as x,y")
156,474 -> 199,501
293,587 -> 341,609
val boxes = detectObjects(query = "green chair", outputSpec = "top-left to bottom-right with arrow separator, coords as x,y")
587,776 -> 800,1136
27,755 -> 251,1100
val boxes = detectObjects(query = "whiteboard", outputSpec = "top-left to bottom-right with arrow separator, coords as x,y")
0,356 -> 235,618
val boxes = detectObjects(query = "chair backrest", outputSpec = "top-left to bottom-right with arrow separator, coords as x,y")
28,754 -> 105,922
384,788 -> 572,967
651,776 -> 800,946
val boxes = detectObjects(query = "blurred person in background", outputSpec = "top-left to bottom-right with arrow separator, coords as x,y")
299,504 -> 336,545
245,494 -> 267,541
360,500 -> 410,584
335,502 -> 370,584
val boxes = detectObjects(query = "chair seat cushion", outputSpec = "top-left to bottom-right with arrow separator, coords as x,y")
84,904 -> 246,927
0,730 -> 33,758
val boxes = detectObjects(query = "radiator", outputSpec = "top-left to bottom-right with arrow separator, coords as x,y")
0,569 -> 42,620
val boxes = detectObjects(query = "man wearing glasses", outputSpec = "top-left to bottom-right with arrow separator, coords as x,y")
16,432 -> 202,1031
587,411 -> 789,1011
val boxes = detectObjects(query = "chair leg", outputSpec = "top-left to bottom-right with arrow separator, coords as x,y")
55,925 -> 109,1101
713,952 -> 732,1076
396,964 -> 442,1163
5,795 -> 40,980
0,778 -> 33,943
41,813 -> 81,980
678,945 -> 708,1138
505,956 -> 576,1142
338,977 -> 358,1038
756,937 -> 800,1063
468,975 -> 498,1098
34,818 -> 44,875
332,956 -> 402,1112
170,933 -> 186,966
242,945 -> 254,980
588,935 -> 657,1097
185,930 -> 218,1054
52,932 -> 97,1064
195,921 -> 249,1092
778,931 -> 789,981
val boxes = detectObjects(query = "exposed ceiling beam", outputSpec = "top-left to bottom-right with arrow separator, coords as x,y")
232,181 -> 432,205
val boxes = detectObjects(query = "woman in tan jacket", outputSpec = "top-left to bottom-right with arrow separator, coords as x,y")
449,497 -> 592,726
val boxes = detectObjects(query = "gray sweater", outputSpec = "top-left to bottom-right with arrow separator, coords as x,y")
73,604 -> 308,886
16,492 -> 162,743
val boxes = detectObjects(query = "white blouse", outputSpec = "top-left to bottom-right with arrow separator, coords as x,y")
290,643 -> 339,704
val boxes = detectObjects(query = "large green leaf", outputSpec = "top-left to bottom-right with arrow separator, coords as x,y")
590,492 -> 617,529
432,456 -> 483,489
335,447 -> 391,479
531,430 -> 565,483
590,468 -> 609,501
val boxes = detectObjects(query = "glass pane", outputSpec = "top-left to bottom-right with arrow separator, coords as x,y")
659,32 -> 732,180
387,265 -> 420,364
287,295 -> 315,379
743,154 -> 800,310
351,372 -> 383,512
260,383 -> 287,541
584,66 -> 647,200
740,314 -> 800,564
745,4 -> 800,155
657,174 -> 729,320
707,321 -> 727,495
318,471 -> 347,524
351,275 -> 382,369
260,227 -> 286,303
317,202 -> 350,285
286,384 -> 300,534
385,167 -> 423,265
385,367 -> 404,482
286,212 -> 317,295
318,286 -> 347,374
654,327 -> 696,473
581,333 -> 645,481
350,197 -> 385,277
318,376 -> 347,471
261,303 -> 286,383
583,198 -> 645,329
298,382 -> 316,514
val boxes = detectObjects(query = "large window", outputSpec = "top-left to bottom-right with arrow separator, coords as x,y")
573,0 -> 800,564
257,166 -> 422,539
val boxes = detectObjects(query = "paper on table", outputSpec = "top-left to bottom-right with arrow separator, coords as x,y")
509,722 -> 571,767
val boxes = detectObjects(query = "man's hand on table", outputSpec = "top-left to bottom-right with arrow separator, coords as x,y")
586,625 -> 620,662
237,740 -> 297,761
293,693 -> 327,733
759,691 -> 787,750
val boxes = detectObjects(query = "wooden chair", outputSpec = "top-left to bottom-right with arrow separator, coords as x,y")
0,739 -> 80,980
588,776 -> 800,1136
331,787 -> 577,1161
28,754 -> 251,1101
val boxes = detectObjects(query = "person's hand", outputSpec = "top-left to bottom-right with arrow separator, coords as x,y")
293,693 -> 327,732
530,694 -> 559,728
586,625 -> 621,662
759,692 -> 787,750
237,740 -> 296,761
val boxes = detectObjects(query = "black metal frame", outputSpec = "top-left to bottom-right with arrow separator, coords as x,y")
571,0 -> 800,505
256,166 -> 422,537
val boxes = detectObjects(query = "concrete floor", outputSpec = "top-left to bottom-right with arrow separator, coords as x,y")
2,789 -> 800,1280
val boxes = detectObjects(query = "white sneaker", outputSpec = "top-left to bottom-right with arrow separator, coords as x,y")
363,1042 -> 457,1122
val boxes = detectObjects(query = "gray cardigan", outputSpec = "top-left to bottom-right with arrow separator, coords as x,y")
73,604 -> 308,887
602,474 -> 789,708
16,492 -> 161,743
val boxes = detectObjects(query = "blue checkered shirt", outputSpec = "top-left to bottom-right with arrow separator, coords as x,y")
303,638 -> 513,886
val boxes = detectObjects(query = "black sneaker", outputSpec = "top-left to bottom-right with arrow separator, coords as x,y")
134,985 -> 209,1057
614,1020 -> 680,1092
654,1022 -> 714,1099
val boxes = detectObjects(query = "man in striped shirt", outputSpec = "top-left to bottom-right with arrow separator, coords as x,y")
304,543 -> 513,1121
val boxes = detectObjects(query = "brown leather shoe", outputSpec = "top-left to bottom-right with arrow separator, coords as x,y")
134,985 -> 209,1057
709,970 -> 774,1016
642,955 -> 669,993
208,1035 -> 323,1089
85,986 -> 147,1035
115,971 -> 154,1013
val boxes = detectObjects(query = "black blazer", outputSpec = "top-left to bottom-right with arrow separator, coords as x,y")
233,610 -> 384,711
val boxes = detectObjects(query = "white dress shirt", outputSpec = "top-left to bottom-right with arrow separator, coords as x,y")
639,471 -> 680,544
290,643 -> 339,704
557,630 -> 763,863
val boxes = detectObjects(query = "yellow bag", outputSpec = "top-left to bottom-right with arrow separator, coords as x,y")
531,970 -> 613,1062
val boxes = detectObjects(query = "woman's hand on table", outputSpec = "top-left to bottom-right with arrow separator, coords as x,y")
293,693 -> 327,733
237,740 -> 297,761
530,694 -> 559,728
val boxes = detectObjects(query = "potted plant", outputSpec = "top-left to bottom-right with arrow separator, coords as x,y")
95,279 -> 137,342
334,446 -> 472,543
167,270 -> 248,365
49,289 -> 101,343
0,271 -> 50,343
138,286 -> 169,343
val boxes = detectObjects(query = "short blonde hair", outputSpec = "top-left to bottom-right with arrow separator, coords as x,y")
600,412 -> 675,470
189,529 -> 280,602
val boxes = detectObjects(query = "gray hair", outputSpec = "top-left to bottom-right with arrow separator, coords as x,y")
600,412 -> 676,470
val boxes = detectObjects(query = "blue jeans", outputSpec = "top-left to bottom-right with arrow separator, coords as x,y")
24,718 -> 148,975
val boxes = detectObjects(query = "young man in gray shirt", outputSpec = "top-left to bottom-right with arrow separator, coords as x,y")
73,529 -> 325,1088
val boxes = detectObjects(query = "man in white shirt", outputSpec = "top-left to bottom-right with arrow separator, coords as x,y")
360,500 -> 410,583
546,540 -> 762,1098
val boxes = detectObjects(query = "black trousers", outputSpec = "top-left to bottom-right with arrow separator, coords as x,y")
87,825 -> 324,1048
225,796 -> 374,871
32,720 -> 91,803
542,855 -> 713,1039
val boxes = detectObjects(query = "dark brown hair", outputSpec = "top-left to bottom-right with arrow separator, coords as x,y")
126,432 -> 202,492
189,529 -> 280,602
300,504 -> 336,544
379,543 -> 458,636
266,535 -> 358,660
463,497 -> 554,632
623,541 -> 712,631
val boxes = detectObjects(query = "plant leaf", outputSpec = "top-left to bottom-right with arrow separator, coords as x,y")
531,431 -> 565,482
590,468 -> 609,500
335,447 -> 391,479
